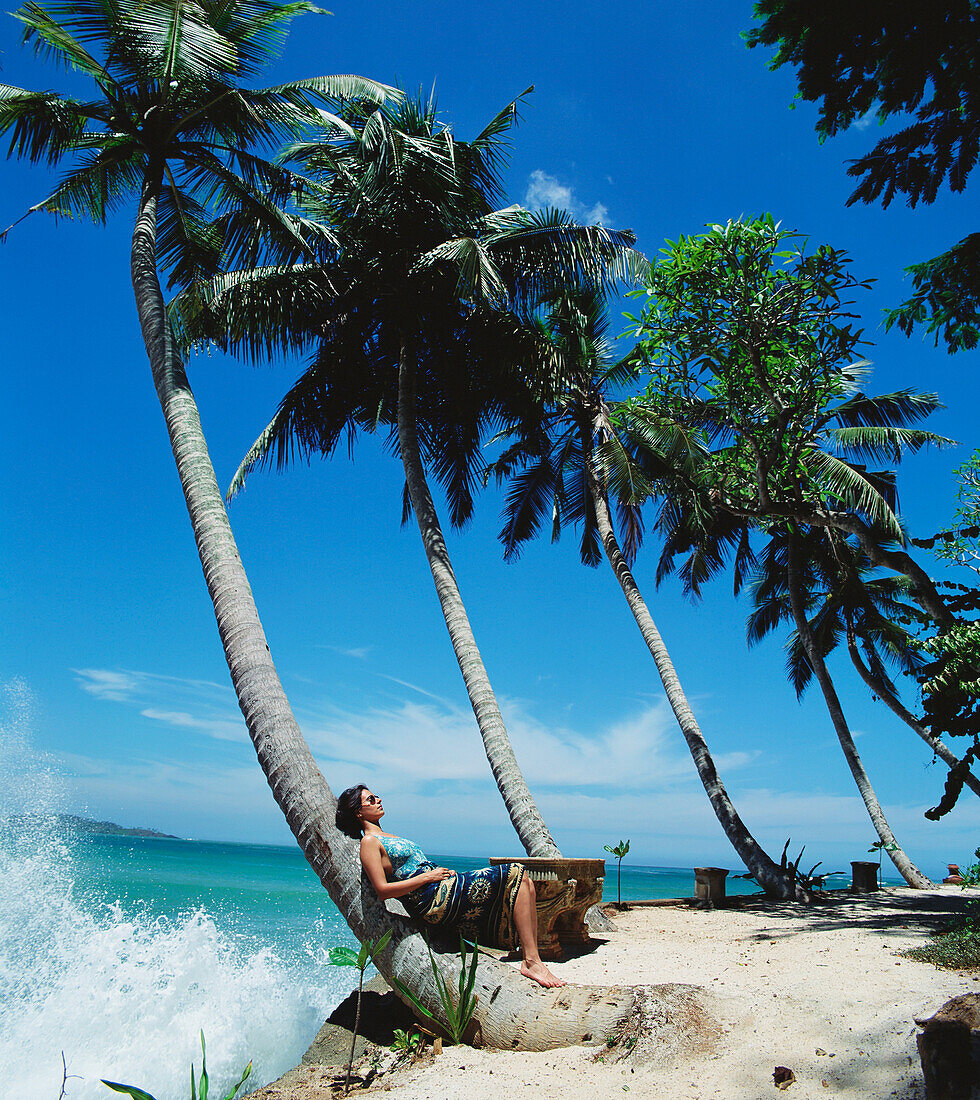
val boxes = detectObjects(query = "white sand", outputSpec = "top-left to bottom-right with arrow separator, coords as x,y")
264,886 -> 980,1100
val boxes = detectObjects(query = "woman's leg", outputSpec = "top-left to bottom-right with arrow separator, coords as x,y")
513,874 -> 565,987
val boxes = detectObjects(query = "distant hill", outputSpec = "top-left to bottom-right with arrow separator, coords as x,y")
9,812 -> 180,839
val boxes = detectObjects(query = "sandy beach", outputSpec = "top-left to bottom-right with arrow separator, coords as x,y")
254,885 -> 980,1100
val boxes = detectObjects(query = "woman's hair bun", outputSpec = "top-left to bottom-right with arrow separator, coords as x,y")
336,783 -> 368,839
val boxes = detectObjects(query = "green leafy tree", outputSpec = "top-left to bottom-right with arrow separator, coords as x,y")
0,0 -> 645,1051
746,1 -> 980,353
623,217 -> 953,626
182,93 -> 639,860
492,288 -> 805,898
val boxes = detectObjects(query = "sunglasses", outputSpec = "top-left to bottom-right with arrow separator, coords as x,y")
362,794 -> 381,806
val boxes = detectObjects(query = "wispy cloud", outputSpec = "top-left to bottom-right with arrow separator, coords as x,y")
73,668 -> 246,742
139,708 -> 244,742
524,170 -> 608,225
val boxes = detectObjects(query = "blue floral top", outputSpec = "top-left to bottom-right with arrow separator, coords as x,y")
377,834 -> 430,881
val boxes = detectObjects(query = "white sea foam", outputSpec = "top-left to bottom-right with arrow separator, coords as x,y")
0,681 -> 353,1098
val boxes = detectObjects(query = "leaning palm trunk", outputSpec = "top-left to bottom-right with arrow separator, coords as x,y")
846,630 -> 980,800
131,177 -> 650,1048
397,342 -> 559,858
584,444 -> 803,900
786,532 -> 932,889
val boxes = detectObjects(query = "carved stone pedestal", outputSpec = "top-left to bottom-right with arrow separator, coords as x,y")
489,857 -> 605,961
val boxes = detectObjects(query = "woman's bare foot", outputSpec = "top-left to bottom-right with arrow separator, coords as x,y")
520,958 -> 566,988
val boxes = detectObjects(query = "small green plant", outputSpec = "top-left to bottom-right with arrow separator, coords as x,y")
328,930 -> 392,1095
604,839 -> 630,907
903,900 -> 980,969
102,1032 -> 251,1100
391,1028 -> 424,1055
869,840 -> 899,885
390,935 -> 480,1045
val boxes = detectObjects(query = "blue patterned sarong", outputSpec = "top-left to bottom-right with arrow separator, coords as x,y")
402,861 -> 525,949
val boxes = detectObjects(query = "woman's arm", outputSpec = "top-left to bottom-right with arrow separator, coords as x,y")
359,836 -> 452,900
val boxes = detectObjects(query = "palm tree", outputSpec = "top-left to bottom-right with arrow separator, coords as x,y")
0,3 -> 646,1045
184,94 -> 640,860
748,525 -> 980,800
748,525 -> 932,887
492,290 -> 806,899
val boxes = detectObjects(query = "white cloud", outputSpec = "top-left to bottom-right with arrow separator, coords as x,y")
524,170 -> 608,225
73,668 -> 144,702
139,708 -> 245,741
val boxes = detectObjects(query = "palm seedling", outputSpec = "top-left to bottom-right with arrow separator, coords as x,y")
328,931 -> 392,1094
603,839 -> 630,908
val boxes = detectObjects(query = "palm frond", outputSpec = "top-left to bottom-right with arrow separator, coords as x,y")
499,457 -> 556,560
14,2 -> 107,79
828,389 -> 945,429
0,86 -> 95,166
802,448 -> 901,535
825,425 -> 954,463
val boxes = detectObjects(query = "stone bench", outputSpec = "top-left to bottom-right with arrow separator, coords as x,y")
489,857 -> 605,960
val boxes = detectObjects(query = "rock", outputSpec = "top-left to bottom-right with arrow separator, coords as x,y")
586,904 -> 618,933
915,992 -> 980,1099
302,974 -> 419,1068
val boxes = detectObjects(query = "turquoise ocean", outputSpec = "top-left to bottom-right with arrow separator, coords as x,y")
3,819 -> 900,1099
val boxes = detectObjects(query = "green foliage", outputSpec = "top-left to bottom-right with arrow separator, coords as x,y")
903,900 -> 980,970
327,929 -> 392,973
604,839 -> 630,860
102,1033 -> 251,1100
390,1028 -> 424,1054
488,288 -> 652,570
745,3 -> 980,353
175,93 -> 639,530
746,525 -> 922,702
390,936 -> 480,1045
963,848 -> 980,888
903,454 -> 980,811
0,0 -> 391,292
884,234 -> 980,354
868,839 -> 899,884
916,451 -> 980,578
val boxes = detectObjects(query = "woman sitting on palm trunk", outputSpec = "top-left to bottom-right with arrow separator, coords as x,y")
335,784 -> 565,988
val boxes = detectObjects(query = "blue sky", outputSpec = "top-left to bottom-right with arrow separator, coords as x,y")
2,1 -> 979,878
